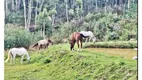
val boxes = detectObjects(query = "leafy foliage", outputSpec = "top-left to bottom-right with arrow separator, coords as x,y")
4,25 -> 42,49
4,0 -> 137,47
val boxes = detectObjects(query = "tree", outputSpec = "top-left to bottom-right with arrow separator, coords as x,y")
65,0 -> 69,22
96,0 -> 98,10
35,0 -> 39,25
5,0 -> 8,16
36,8 -> 52,38
49,8 -> 57,26
27,0 -> 33,30
76,0 -> 83,19
22,0 -> 27,30
39,0 -> 45,12
12,0 -> 15,11
128,0 -> 130,9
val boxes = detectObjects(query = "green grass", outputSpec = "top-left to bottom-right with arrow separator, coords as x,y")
84,41 -> 137,48
4,44 -> 137,80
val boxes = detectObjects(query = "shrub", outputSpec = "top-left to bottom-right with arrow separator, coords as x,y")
85,13 -> 95,22
109,32 -> 119,40
4,26 -> 42,49
42,57 -> 51,64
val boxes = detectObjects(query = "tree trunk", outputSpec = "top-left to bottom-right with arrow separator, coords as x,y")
72,0 -> 75,8
41,28 -> 43,37
128,0 -> 130,9
35,0 -> 39,25
39,0 -> 45,12
27,0 -> 32,30
87,5 -> 89,14
12,0 -> 15,11
15,0 -> 18,11
22,0 -> 27,30
5,0 -> 8,16
52,15 -> 55,26
96,0 -> 98,10
43,23 -> 46,39
104,0 -> 107,13
115,0 -> 117,6
65,0 -> 69,22
105,0 -> 108,13
18,0 -> 21,10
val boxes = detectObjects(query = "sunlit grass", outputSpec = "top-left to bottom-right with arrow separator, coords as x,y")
4,43 -> 137,80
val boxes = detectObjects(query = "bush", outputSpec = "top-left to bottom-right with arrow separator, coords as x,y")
85,13 -> 95,22
109,32 -> 119,40
42,57 -> 51,64
4,26 -> 42,49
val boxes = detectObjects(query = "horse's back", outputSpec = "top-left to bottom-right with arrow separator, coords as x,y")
10,47 -> 28,55
38,39 -> 47,44
80,31 -> 93,37
72,32 -> 81,37
70,32 -> 83,41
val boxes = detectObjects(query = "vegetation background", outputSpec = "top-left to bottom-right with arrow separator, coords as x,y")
4,0 -> 137,49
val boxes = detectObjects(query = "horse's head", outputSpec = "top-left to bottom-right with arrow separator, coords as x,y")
26,54 -> 30,63
69,40 -> 75,51
27,58 -> 30,63
47,39 -> 53,45
92,36 -> 96,43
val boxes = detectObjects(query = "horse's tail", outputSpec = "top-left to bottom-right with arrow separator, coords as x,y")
80,33 -> 86,38
5,50 -> 12,63
32,43 -> 38,47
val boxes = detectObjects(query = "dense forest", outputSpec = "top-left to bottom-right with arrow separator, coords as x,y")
4,0 -> 137,49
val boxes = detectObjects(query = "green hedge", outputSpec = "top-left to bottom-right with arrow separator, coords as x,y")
84,41 -> 137,48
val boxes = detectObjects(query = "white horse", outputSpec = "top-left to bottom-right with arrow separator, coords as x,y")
5,47 -> 30,64
80,31 -> 96,43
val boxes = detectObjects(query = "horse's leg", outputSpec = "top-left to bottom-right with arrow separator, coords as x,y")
37,45 -> 40,54
38,46 -> 40,53
84,38 -> 87,45
77,40 -> 80,51
21,55 -> 24,64
10,56 -> 13,64
44,44 -> 47,49
80,40 -> 82,51
13,55 -> 16,64
47,44 -> 49,48
44,44 -> 46,49
89,37 -> 91,42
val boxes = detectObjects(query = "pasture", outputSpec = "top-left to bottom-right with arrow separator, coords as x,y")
4,43 -> 137,80
4,0 -> 137,79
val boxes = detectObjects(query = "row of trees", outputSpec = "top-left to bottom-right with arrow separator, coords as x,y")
5,0 -> 137,41
5,0 -> 137,26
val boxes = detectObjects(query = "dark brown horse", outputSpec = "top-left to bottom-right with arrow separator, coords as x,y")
32,39 -> 53,50
69,32 -> 85,51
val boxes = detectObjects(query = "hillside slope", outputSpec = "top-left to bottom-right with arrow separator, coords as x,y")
4,44 -> 137,80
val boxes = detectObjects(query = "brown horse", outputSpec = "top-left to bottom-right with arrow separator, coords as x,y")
32,39 -> 53,50
69,32 -> 85,51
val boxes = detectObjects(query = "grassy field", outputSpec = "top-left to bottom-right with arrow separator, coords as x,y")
86,48 -> 137,60
4,44 -> 137,80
